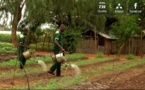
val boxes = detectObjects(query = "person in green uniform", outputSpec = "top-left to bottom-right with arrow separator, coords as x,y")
18,29 -> 29,69
48,24 -> 68,77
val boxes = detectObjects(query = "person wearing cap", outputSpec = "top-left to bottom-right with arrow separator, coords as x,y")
18,29 -> 29,69
48,24 -> 68,77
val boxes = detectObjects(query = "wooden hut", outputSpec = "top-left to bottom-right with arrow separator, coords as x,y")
76,30 -> 145,55
76,30 -> 117,54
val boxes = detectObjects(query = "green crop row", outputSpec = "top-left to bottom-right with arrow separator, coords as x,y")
11,58 -> 145,89
0,53 -> 87,67
0,57 -> 114,78
0,34 -> 11,42
0,43 -> 17,54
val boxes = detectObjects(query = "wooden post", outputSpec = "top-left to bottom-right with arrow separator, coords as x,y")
140,32 -> 143,57
94,26 -> 97,52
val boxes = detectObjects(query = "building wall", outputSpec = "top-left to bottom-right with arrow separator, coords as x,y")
76,37 -> 145,55
76,38 -> 115,54
121,38 -> 145,55
76,38 -> 98,53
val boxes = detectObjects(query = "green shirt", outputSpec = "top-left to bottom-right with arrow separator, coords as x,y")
18,36 -> 27,54
52,30 -> 63,51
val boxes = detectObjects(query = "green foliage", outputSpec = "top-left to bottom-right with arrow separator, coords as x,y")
0,34 -> 11,42
96,52 -> 105,58
126,54 -> 135,60
0,43 -> 17,54
63,28 -> 82,53
65,53 -> 86,59
0,34 -> 20,43
0,53 -> 87,67
111,15 -> 141,43
12,56 -> 145,89
4,55 -> 145,89
29,43 -> 52,51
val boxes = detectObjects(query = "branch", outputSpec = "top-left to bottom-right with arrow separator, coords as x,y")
20,0 -> 25,9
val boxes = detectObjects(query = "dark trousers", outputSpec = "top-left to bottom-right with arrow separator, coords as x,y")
18,52 -> 26,69
50,50 -> 61,76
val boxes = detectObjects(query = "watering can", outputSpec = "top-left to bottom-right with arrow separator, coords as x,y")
22,51 -> 31,59
51,53 -> 66,63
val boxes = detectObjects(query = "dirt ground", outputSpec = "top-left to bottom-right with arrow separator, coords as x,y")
67,63 -> 145,90
1,51 -> 145,89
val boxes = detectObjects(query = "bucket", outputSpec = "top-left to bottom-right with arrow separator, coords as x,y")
22,51 -> 31,59
51,53 -> 66,63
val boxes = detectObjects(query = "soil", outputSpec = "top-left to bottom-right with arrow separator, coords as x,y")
0,51 -> 52,62
0,55 -> 17,62
1,51 -> 145,89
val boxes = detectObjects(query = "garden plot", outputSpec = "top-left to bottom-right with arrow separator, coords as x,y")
0,53 -> 145,89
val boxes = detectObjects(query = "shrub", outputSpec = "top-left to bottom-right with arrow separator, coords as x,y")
96,52 -> 104,58
126,54 -> 135,60
63,28 -> 82,54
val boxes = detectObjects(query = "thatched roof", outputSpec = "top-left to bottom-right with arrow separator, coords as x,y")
98,32 -> 117,40
82,30 -> 117,40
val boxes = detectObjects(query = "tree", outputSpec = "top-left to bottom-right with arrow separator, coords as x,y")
0,0 -> 25,46
111,15 -> 141,54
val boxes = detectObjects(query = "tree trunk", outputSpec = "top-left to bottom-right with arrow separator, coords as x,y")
94,26 -> 97,52
118,42 -> 125,54
129,38 -> 130,54
140,32 -> 143,57
11,0 -> 23,46
36,36 -> 38,50
42,33 -> 47,50
11,22 -> 18,46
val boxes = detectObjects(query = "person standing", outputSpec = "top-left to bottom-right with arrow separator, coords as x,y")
18,29 -> 29,69
48,24 -> 68,77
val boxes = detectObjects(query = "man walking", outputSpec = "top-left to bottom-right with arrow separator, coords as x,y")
18,29 -> 29,69
48,24 -> 68,77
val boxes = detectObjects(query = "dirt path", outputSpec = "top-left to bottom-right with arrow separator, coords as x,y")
0,51 -> 52,62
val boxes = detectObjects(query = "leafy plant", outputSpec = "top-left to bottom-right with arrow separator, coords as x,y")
0,34 -> 11,42
96,52 -> 105,58
111,15 -> 141,54
125,54 -> 135,60
0,43 -> 17,54
63,28 -> 82,54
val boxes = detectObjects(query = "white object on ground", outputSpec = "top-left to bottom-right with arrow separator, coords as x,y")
37,60 -> 47,72
70,64 -> 81,76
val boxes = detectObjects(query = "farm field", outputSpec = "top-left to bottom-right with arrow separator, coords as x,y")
0,52 -> 145,89
1,0 -> 145,89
